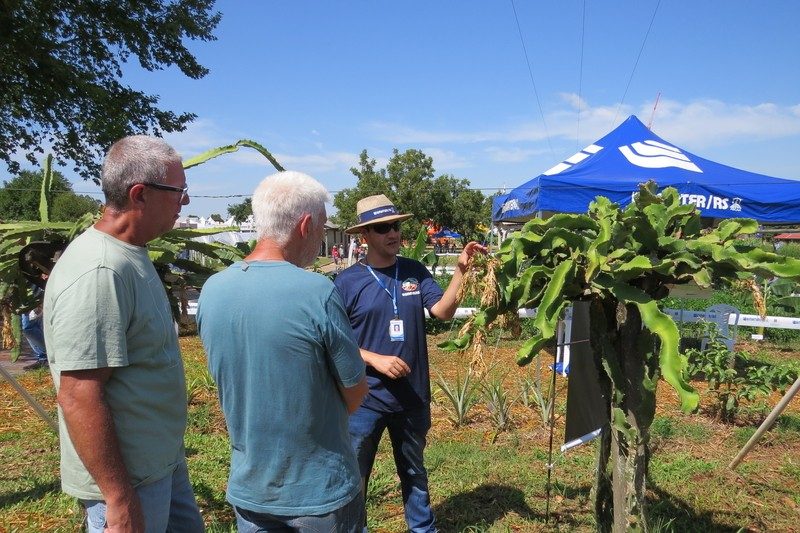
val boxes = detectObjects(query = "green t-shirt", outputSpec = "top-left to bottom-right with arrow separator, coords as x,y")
44,227 -> 187,500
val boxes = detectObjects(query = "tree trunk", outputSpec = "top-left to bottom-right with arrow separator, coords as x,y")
591,299 -> 657,532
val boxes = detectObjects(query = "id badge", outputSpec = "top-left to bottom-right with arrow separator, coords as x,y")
389,319 -> 405,342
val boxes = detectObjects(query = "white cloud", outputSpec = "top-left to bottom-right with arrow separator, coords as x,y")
484,146 -> 549,163
641,99 -> 800,147
363,96 -> 800,153
275,151 -> 360,174
365,121 -> 502,144
422,148 -> 471,171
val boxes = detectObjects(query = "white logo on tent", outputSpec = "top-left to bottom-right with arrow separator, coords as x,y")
501,199 -> 521,213
634,191 -> 744,212
543,144 -> 603,176
618,140 -> 702,173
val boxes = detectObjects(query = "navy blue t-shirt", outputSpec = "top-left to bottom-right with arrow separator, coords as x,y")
334,257 -> 444,412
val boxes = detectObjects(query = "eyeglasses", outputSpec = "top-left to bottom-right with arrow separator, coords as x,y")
142,182 -> 189,202
369,221 -> 400,234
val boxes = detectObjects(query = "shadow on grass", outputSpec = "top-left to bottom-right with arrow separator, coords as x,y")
433,483 -> 545,532
0,479 -> 60,508
647,484 -> 748,532
194,481 -> 235,529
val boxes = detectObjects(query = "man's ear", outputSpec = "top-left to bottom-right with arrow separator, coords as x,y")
298,213 -> 313,238
128,183 -> 147,206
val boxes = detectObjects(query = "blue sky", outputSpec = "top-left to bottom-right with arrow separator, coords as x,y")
41,1 -> 800,217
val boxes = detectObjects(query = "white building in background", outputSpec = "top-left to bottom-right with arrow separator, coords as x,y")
174,214 -> 255,231
174,215 -> 340,255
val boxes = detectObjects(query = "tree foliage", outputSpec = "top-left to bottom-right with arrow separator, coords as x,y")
51,193 -> 101,222
332,148 -> 488,240
227,198 -> 252,224
0,170 -> 82,221
0,0 -> 221,181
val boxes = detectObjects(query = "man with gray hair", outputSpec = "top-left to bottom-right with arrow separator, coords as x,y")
197,171 -> 368,532
44,135 -> 203,532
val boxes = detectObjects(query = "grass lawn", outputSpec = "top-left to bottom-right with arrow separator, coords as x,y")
1,333 -> 798,532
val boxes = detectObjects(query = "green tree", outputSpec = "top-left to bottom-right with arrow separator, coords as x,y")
333,149 -> 486,240
331,150 -> 391,230
51,193 -> 101,222
0,170 -> 73,221
227,198 -> 252,224
385,148 -> 436,233
429,175 -> 490,242
0,0 -> 220,181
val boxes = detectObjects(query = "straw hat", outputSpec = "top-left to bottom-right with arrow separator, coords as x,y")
345,194 -> 413,234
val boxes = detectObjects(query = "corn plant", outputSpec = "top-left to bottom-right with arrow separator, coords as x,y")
441,182 -> 800,532
433,367 -> 480,427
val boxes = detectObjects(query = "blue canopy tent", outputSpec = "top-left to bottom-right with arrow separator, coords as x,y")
493,115 -> 800,224
431,229 -> 463,239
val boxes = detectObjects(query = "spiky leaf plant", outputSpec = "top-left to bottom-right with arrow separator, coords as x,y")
442,181 -> 800,531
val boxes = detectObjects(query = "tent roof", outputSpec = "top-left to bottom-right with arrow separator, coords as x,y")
494,115 -> 800,224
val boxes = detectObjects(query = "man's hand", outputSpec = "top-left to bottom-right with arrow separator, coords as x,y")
58,369 -> 143,532
456,241 -> 488,273
431,241 -> 489,320
361,350 -> 410,379
104,491 -> 145,532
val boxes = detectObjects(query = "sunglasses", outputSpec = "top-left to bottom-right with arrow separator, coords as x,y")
141,182 -> 189,202
369,221 -> 401,234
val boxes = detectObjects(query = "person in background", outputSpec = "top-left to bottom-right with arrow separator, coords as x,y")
21,306 -> 47,368
44,135 -> 203,532
334,194 -> 486,532
197,171 -> 368,532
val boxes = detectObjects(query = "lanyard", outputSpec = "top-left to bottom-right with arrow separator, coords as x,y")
366,261 -> 399,318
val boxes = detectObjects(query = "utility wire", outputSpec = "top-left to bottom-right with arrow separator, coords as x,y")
576,0 -> 587,151
509,0 -> 555,159
611,0 -> 662,128
3,187 -> 515,199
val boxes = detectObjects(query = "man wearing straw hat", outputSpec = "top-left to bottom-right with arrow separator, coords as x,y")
334,194 -> 485,532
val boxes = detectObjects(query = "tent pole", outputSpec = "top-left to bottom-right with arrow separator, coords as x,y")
729,376 -> 800,469
0,363 -> 58,433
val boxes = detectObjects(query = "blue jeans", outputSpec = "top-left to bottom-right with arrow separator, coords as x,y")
234,494 -> 364,532
20,312 -> 47,361
83,461 -> 203,532
349,405 -> 436,533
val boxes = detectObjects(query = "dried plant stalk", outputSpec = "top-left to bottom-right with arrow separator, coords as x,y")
479,257 -> 500,308
456,254 -> 478,302
2,305 -> 15,349
469,329 -> 487,377
742,278 -> 766,318
458,317 -> 474,338
496,311 -> 522,338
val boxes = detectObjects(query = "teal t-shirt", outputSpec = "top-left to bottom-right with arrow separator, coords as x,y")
43,227 -> 187,500
197,261 -> 365,516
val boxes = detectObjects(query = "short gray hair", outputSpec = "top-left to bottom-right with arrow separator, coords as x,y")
101,135 -> 182,209
252,171 -> 329,246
